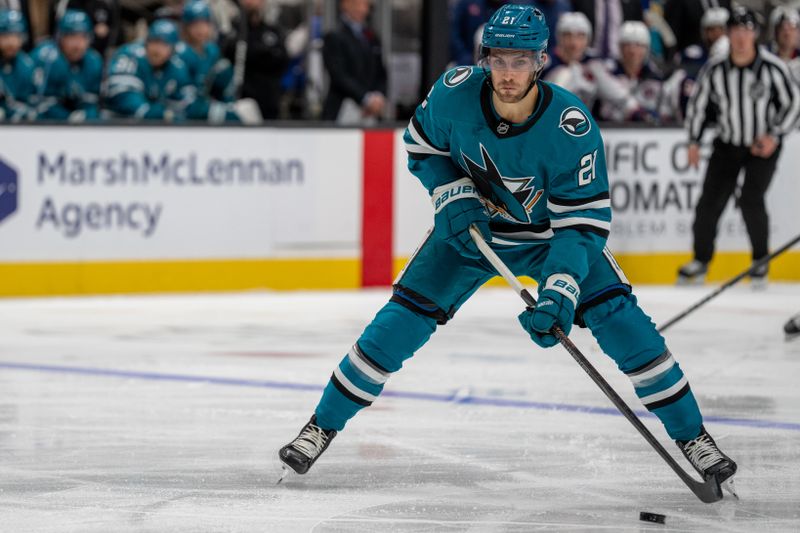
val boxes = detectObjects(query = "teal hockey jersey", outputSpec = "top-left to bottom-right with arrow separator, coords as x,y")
31,40 -> 103,121
403,66 -> 612,286
175,41 -> 234,103
0,51 -> 36,122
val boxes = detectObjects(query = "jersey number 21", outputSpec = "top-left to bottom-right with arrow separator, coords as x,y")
578,150 -> 597,187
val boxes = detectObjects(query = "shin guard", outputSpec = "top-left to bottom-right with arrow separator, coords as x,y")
584,294 -> 703,441
315,302 -> 437,431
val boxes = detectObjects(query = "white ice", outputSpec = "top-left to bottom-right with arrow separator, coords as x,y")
1,284 -> 799,532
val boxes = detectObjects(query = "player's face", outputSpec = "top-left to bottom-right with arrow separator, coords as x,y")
0,33 -> 23,60
776,21 -> 799,50
703,25 -> 726,46
728,25 -> 757,55
487,50 -> 542,103
146,40 -> 173,68
60,33 -> 90,63
558,31 -> 589,62
185,20 -> 212,44
620,42 -> 647,70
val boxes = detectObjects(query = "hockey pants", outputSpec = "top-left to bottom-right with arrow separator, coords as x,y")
315,233 -> 703,441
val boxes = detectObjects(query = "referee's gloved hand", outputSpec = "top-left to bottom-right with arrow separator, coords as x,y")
432,178 -> 491,259
518,274 -> 580,348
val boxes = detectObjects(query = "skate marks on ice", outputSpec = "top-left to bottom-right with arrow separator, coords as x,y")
0,287 -> 799,531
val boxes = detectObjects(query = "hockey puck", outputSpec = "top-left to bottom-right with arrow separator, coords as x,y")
639,511 -> 666,524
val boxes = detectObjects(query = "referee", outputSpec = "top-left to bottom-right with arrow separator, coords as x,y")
678,6 -> 800,287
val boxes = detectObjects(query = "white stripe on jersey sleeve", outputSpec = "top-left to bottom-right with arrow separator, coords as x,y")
405,118 -> 450,156
546,198 -> 611,214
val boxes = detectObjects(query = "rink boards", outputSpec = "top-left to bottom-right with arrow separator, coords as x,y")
0,125 -> 798,296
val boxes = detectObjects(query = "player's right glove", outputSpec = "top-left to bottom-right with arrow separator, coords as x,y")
431,178 -> 491,259
518,274 -> 579,348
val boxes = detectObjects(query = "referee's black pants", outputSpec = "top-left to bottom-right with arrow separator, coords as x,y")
692,139 -> 782,264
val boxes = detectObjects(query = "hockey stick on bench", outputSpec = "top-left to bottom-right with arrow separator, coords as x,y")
658,231 -> 800,333
468,225 -> 725,504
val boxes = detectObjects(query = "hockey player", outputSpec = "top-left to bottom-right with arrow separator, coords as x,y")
31,10 -> 103,122
176,0 -> 259,123
279,5 -> 738,497
785,313 -> 800,341
0,9 -> 35,122
541,11 -> 638,118
662,7 -> 729,123
106,19 -> 196,121
768,6 -> 800,82
598,21 -> 669,123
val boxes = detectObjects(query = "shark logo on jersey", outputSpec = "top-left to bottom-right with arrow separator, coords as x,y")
444,66 -> 473,88
461,144 -> 542,223
559,107 -> 591,137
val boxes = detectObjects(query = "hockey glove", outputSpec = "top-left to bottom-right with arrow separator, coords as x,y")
518,274 -> 579,348
431,178 -> 491,259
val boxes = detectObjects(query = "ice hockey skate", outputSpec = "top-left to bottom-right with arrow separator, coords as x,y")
676,260 -> 708,286
750,263 -> 768,291
676,426 -> 738,498
785,315 -> 800,341
277,415 -> 337,483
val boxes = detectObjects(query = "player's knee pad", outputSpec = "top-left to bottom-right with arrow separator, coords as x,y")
582,292 -> 666,372
316,302 -> 438,431
583,293 -> 701,440
357,301 -> 438,373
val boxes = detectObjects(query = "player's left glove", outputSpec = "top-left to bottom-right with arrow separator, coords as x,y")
518,274 -> 580,348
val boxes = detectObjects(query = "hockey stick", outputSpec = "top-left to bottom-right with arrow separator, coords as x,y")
468,225 -> 725,504
659,231 -> 800,333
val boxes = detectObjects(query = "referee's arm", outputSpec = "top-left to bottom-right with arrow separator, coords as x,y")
686,64 -> 716,143
754,58 -> 800,158
684,61 -> 718,168
766,60 -> 800,139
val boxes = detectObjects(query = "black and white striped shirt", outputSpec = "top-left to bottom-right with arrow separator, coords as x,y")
686,47 -> 800,147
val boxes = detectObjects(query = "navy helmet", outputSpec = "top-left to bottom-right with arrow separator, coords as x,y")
58,10 -> 92,35
147,19 -> 179,46
0,9 -> 27,35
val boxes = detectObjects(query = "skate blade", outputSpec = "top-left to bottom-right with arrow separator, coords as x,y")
276,464 -> 291,485
676,276 -> 705,287
721,478 -> 739,500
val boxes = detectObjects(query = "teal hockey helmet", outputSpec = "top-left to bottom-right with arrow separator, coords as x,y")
58,10 -> 92,35
481,4 -> 549,53
182,0 -> 212,24
0,9 -> 27,35
147,19 -> 179,46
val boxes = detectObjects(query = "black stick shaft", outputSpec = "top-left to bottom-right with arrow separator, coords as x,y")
659,232 -> 800,333
468,226 -> 722,503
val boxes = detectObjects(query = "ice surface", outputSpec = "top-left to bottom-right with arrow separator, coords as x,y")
1,284 -> 799,532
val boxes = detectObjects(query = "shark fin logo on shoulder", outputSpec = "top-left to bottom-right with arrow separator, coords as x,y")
559,107 -> 591,137
444,66 -> 473,88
